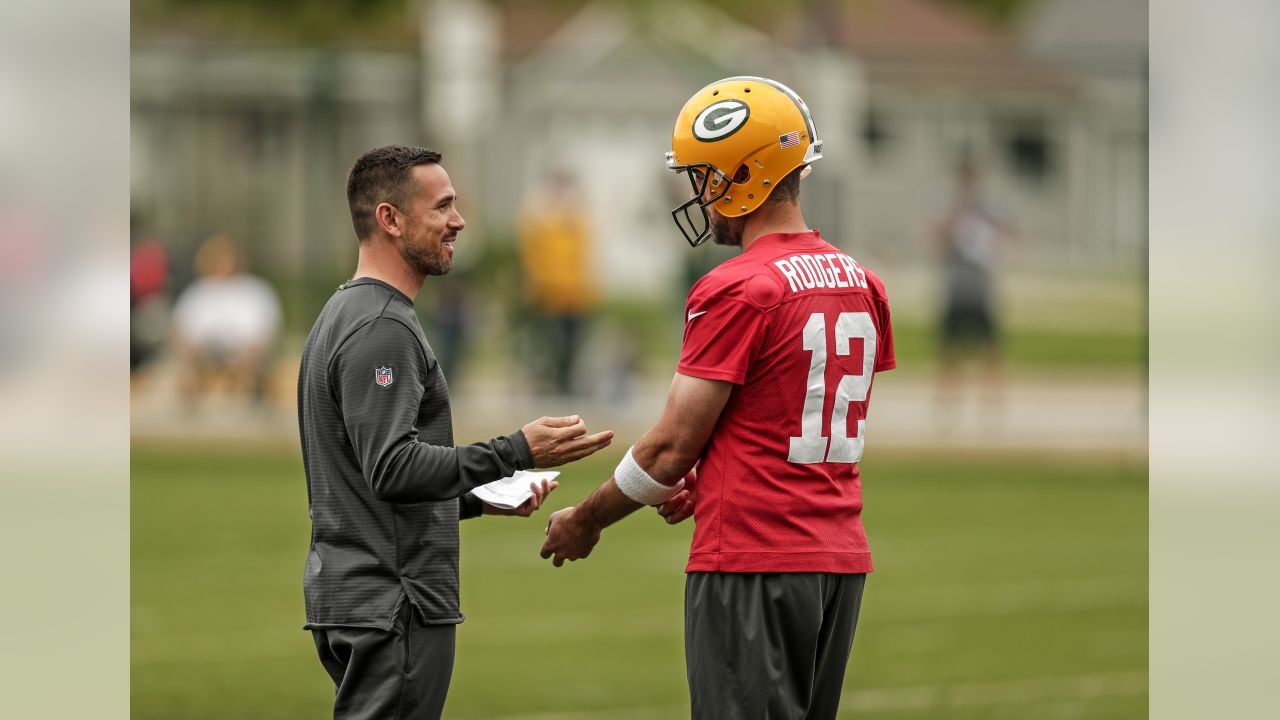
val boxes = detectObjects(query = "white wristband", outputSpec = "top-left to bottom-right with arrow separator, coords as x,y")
614,447 -> 678,506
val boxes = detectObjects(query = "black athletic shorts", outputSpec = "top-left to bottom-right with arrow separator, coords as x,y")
685,572 -> 867,720
942,301 -> 998,347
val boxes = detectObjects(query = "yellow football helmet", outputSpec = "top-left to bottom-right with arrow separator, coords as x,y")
666,76 -> 823,246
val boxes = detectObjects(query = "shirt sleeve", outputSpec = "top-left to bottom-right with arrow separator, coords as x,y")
331,317 -> 533,504
874,298 -> 896,372
459,492 -> 484,520
676,295 -> 769,384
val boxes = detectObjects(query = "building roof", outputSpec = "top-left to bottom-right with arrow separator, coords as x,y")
777,0 -> 1074,92
496,0 -> 1072,93
497,0 -> 588,60
1019,0 -> 1147,80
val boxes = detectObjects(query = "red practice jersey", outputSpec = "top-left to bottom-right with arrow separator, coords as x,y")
678,231 -> 895,574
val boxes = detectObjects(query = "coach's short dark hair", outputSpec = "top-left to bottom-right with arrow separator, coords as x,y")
765,165 -> 804,206
346,145 -> 442,240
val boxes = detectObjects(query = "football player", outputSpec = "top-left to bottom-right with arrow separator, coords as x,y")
541,77 -> 896,719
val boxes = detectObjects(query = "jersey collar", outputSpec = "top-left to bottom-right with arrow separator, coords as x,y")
744,229 -> 825,254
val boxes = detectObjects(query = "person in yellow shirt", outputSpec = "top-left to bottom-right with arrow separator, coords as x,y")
518,169 -> 597,395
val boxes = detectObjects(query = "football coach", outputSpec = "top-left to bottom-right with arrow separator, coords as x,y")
298,145 -> 614,719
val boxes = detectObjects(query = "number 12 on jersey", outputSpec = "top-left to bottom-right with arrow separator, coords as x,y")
788,312 -> 878,465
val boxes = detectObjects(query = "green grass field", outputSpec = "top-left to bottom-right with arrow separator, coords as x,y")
132,444 -> 1147,719
886,321 -> 1146,375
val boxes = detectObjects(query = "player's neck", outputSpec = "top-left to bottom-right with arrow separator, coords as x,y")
353,238 -> 425,300
740,202 -> 810,252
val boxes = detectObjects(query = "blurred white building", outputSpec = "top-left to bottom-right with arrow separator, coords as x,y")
131,0 -> 1147,305
430,0 -> 1147,288
1018,0 -> 1148,264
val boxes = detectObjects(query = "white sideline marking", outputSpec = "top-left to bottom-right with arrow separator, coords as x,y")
460,671 -> 1148,720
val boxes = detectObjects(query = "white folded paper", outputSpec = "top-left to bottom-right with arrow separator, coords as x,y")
471,470 -> 561,509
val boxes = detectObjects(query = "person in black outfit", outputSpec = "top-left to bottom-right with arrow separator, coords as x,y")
298,145 -> 614,719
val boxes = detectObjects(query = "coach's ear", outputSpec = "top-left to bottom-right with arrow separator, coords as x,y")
375,202 -> 404,238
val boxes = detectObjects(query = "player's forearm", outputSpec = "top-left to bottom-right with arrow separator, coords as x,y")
576,477 -> 643,531
571,374 -> 723,533
575,444 -> 692,532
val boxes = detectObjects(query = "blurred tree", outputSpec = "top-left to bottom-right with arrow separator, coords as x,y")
133,0 -> 819,47
132,0 -> 414,47
944,0 -> 1033,25
134,0 -> 1035,49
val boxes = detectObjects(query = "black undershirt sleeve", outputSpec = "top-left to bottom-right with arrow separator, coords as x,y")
332,317 -> 533,504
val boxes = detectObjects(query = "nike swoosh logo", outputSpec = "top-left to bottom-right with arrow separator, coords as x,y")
687,310 -> 708,322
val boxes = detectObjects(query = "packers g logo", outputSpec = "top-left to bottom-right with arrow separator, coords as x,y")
693,100 -> 750,142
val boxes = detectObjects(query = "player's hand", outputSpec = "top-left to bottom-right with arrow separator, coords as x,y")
655,470 -> 696,525
523,415 -> 614,468
482,479 -> 559,517
540,506 -> 602,567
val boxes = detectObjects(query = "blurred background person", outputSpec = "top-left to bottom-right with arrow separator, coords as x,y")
0,187 -> 46,374
517,168 -> 597,396
933,154 -> 1016,419
129,232 -> 169,377
428,278 -> 472,383
170,233 -> 282,407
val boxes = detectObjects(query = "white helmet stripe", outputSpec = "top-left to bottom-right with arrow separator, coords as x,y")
717,75 -> 820,151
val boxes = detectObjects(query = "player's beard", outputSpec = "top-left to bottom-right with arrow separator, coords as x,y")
402,227 -> 454,276
708,209 -> 746,247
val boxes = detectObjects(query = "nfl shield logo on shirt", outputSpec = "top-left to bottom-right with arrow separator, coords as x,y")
374,366 -> 393,387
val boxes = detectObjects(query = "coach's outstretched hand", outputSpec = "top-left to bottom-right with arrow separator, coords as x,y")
481,479 -> 559,517
523,415 -> 614,468
540,506 -> 602,567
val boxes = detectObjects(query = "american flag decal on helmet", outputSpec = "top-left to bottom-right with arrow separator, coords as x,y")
779,130 -> 800,149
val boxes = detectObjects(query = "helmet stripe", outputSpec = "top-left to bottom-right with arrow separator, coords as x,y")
718,76 -> 819,146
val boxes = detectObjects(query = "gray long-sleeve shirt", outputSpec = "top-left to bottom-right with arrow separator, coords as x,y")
298,277 -> 533,630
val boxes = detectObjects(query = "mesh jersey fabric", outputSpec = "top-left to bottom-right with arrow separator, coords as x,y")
677,231 -> 895,574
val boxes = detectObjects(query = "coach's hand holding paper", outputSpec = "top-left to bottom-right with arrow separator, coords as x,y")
474,471 -> 560,517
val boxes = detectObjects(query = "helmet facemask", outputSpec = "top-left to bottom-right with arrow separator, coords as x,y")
667,157 -> 731,247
